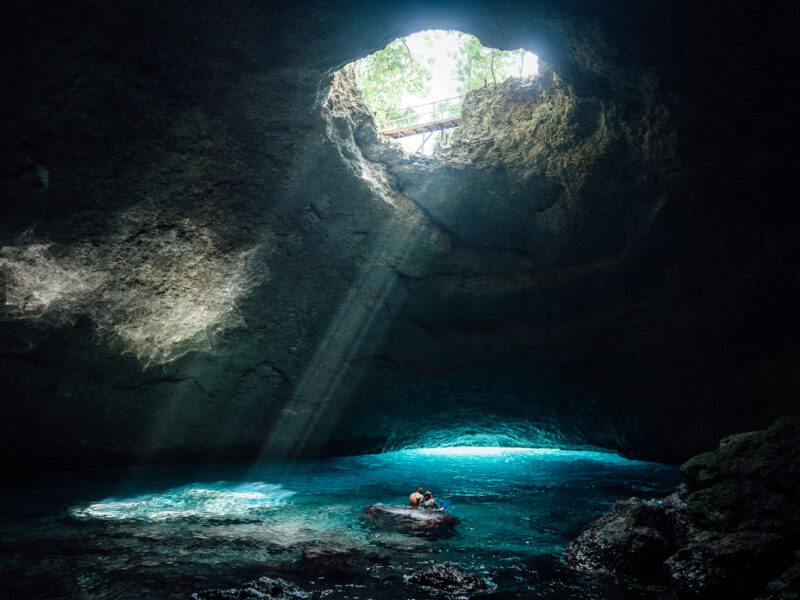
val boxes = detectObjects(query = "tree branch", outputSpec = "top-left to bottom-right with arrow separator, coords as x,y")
401,39 -> 417,65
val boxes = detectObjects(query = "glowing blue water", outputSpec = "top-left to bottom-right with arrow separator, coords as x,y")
0,448 -> 681,599
71,481 -> 296,521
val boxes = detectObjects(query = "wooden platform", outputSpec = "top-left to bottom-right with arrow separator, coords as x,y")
383,117 -> 461,138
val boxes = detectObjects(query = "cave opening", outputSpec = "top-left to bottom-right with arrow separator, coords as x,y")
318,31 -> 597,462
343,30 -> 538,155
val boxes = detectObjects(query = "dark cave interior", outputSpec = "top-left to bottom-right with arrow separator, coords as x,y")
0,1 -> 798,598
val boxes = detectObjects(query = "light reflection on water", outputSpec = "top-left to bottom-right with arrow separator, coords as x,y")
3,447 -> 681,599
65,447 -> 678,556
69,447 -> 658,525
71,482 -> 295,521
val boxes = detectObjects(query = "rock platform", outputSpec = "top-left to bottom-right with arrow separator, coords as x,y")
361,504 -> 460,538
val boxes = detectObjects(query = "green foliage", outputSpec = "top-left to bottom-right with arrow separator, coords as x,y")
449,33 -> 517,95
433,98 -> 458,118
355,37 -> 432,119
353,30 -> 530,138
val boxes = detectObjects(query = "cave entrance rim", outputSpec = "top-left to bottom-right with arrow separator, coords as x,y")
340,29 -> 539,156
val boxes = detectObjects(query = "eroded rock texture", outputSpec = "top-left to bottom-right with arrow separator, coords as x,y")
567,416 -> 800,599
192,576 -> 310,600
564,494 -> 689,578
361,504 -> 460,538
1,0 -> 798,468
407,565 -> 492,594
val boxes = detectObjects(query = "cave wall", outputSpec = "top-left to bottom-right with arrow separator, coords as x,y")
0,0 -> 798,469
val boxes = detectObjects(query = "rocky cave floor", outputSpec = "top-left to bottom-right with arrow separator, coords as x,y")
182,417 -> 800,599
1,418 -> 795,600
189,417 -> 800,600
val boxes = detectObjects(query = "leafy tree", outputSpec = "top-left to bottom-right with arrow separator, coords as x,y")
516,48 -> 527,77
449,33 -> 516,95
353,30 -> 532,146
355,37 -> 432,124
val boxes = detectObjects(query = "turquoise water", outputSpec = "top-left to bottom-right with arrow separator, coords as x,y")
0,448 -> 681,598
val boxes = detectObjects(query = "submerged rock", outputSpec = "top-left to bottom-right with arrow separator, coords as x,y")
191,576 -> 309,600
362,504 -> 460,538
296,546 -> 388,583
407,565 -> 492,594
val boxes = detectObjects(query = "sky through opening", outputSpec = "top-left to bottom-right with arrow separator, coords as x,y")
353,30 -> 538,154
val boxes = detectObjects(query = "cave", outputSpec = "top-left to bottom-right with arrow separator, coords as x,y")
1,1 -> 798,598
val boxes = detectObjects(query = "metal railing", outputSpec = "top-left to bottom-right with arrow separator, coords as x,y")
377,96 -> 462,132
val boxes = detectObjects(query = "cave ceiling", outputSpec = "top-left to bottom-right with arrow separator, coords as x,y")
0,0 -> 797,469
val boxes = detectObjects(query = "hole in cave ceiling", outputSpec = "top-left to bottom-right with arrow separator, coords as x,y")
343,30 -> 538,155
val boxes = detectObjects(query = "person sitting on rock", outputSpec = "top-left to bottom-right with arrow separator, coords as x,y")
423,490 -> 442,510
409,487 -> 425,508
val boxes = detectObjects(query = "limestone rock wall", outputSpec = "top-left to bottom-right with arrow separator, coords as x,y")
0,0 -> 798,468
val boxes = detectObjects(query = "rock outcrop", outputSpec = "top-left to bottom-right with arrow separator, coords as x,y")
564,493 -> 689,578
567,416 -> 800,598
361,504 -> 460,538
192,576 -> 309,600
407,565 -> 492,594
392,66 -> 677,261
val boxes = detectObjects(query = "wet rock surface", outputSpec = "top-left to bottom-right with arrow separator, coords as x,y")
192,576 -> 310,600
362,504 -> 460,538
564,495 -> 689,578
664,530 -> 789,598
295,546 -> 388,583
567,416 -> 800,598
407,565 -> 492,594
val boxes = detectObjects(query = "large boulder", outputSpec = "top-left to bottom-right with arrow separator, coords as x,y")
664,531 -> 790,598
361,504 -> 460,538
564,494 -> 689,578
567,416 -> 800,597
681,416 -> 800,538
682,416 -> 800,496
684,479 -> 800,537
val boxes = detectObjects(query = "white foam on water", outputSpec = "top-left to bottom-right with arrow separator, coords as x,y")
71,481 -> 295,521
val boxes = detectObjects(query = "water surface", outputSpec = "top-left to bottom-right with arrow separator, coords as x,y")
0,448 -> 681,599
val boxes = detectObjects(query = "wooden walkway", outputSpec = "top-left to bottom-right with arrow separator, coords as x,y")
383,116 -> 462,138
378,96 -> 462,139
